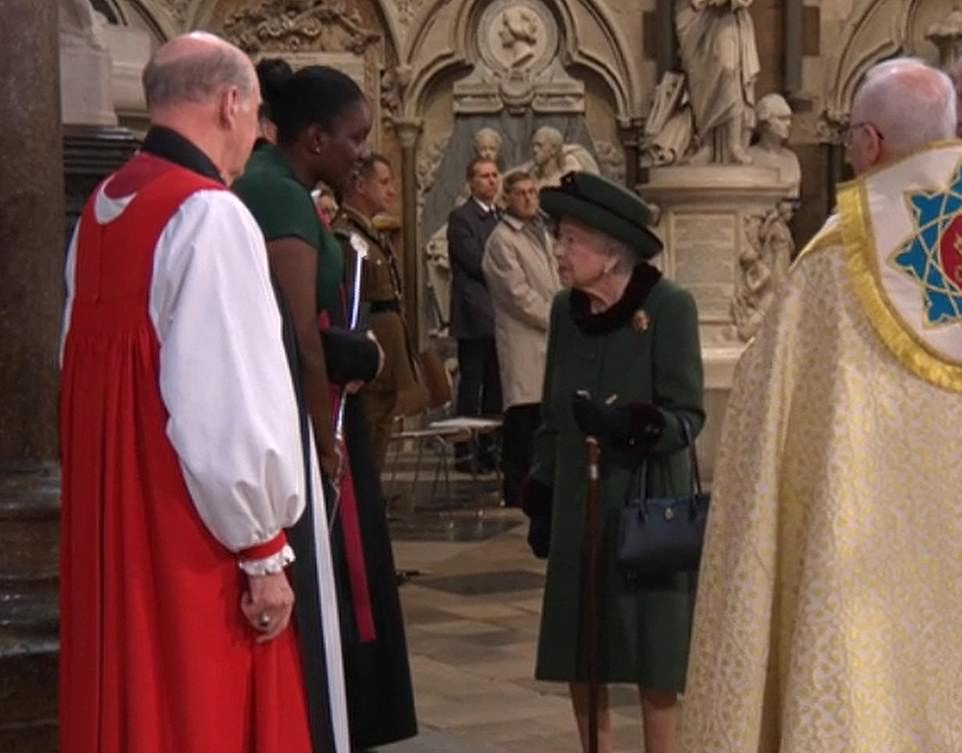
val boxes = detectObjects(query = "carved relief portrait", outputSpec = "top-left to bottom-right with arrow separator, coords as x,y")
498,7 -> 540,68
479,0 -> 555,75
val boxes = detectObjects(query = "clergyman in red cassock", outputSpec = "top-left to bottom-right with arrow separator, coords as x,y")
58,33 -> 349,753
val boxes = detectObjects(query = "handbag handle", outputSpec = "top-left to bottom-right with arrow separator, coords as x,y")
679,416 -> 704,497
628,414 -> 701,507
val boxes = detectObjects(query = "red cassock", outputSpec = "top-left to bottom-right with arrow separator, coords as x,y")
59,154 -> 313,753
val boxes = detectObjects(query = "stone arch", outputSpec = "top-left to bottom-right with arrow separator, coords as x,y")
402,0 -> 639,122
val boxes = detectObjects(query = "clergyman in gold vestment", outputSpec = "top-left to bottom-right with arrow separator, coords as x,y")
680,59 -> 962,752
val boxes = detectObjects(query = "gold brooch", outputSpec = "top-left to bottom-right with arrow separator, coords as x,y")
632,309 -> 650,332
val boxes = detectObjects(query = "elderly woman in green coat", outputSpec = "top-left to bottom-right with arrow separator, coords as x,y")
522,172 -> 704,753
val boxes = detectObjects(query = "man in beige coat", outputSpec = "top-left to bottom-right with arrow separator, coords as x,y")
482,170 -> 561,507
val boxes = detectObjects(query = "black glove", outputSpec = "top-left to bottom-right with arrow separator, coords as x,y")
322,327 -> 380,385
520,476 -> 552,560
569,391 -> 664,449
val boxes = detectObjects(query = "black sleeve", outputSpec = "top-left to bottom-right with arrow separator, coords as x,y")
447,210 -> 486,282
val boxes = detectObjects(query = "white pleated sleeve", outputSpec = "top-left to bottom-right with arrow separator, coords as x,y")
149,189 -> 305,573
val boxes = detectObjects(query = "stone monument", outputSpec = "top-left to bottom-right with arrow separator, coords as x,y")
643,0 -> 759,167
509,125 -> 600,189
927,6 -> 962,70
59,0 -> 116,126
419,0 -> 606,336
640,3 -> 797,480
746,93 -> 801,199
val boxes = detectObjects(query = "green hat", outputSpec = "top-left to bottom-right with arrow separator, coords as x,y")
540,171 -> 663,260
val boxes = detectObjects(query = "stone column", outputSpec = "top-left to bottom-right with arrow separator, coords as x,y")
0,3 -> 64,753
655,0 -> 677,77
618,117 -> 642,190
784,0 -> 803,97
393,117 -> 423,348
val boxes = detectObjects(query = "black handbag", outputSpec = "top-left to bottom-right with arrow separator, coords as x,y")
616,418 -> 709,576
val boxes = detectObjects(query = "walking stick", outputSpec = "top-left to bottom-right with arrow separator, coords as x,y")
583,437 -> 602,753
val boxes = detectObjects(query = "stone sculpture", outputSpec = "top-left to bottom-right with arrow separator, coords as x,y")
644,0 -> 760,166
473,128 -> 504,165
498,6 -> 541,69
508,126 -> 600,189
731,203 -> 794,341
60,0 -> 108,50
746,93 -> 801,199
676,0 -> 759,164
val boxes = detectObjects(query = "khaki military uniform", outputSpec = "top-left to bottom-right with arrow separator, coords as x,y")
333,205 -> 426,469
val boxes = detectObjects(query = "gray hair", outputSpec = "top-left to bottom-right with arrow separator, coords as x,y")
852,57 -> 956,157
604,236 -> 636,274
143,38 -> 255,109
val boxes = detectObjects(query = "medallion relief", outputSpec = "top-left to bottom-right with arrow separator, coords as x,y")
452,0 -> 584,115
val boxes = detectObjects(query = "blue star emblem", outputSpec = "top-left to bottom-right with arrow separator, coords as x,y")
892,161 -> 962,326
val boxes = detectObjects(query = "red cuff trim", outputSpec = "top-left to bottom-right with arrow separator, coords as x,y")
240,532 -> 288,561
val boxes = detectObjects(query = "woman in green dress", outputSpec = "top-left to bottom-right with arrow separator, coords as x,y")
522,172 -> 704,753
234,64 -> 417,751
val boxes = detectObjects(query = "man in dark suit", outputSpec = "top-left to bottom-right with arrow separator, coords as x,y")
447,157 -> 503,472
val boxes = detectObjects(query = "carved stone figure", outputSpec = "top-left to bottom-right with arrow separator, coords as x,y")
456,0 -> 582,115
641,72 -> 694,167
59,0 -> 116,126
60,0 -> 107,50
474,128 -> 504,165
731,203 -> 794,340
511,126 -> 599,189
746,93 -> 801,199
594,141 -> 626,183
675,0 -> 760,165
498,6 -> 541,69
927,7 -> 962,70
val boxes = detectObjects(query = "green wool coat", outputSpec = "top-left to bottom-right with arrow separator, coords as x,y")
531,273 -> 705,691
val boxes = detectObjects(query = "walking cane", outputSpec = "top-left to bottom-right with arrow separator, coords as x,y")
328,232 -> 368,527
583,437 -> 602,753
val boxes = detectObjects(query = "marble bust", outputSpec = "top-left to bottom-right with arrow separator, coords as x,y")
473,128 -> 504,165
746,93 -> 801,199
518,126 -> 599,189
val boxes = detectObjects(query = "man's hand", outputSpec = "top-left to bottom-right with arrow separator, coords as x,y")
241,570 -> 294,644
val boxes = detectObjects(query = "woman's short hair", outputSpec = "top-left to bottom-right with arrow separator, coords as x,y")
266,65 -> 367,145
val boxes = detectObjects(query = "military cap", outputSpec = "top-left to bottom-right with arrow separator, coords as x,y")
540,171 -> 663,259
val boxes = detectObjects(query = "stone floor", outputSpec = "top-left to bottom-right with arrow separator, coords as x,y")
375,461 -> 648,753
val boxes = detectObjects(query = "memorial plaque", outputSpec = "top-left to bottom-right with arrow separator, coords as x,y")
671,211 -> 736,320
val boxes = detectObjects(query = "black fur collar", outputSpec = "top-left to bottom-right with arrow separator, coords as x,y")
569,263 -> 662,336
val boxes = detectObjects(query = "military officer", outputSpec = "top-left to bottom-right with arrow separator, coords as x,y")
333,154 -> 426,469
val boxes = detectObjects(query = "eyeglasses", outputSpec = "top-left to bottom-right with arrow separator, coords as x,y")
843,121 -> 885,147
